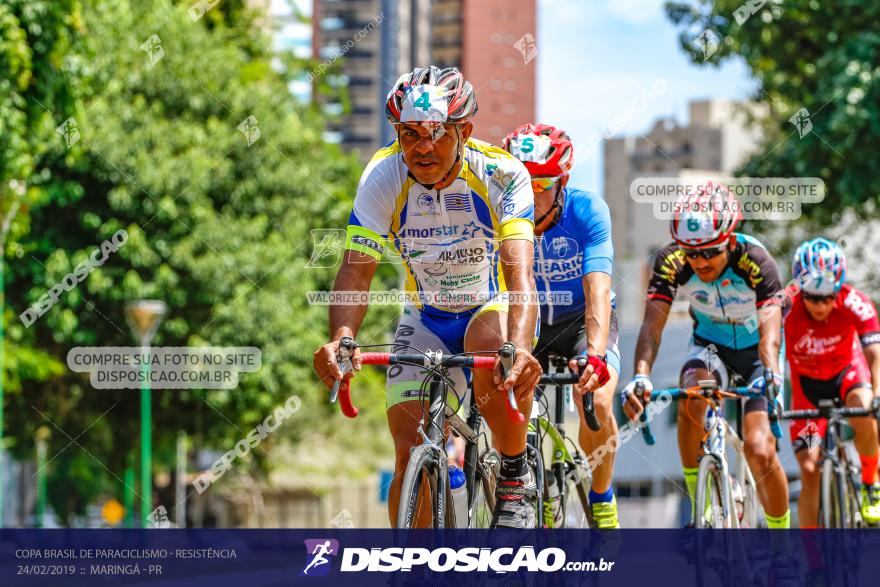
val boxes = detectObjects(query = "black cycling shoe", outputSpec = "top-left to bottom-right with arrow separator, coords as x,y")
490,469 -> 538,528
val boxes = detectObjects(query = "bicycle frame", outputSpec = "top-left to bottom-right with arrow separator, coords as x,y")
819,405 -> 864,527
531,356 -> 593,528
780,397 -> 880,528
701,398 -> 762,528
330,342 -> 501,528
647,382 -> 767,528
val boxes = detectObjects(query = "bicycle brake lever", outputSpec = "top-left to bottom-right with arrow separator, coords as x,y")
577,357 -> 601,432
499,343 -> 525,425
763,367 -> 783,439
331,337 -> 359,418
635,381 -> 656,446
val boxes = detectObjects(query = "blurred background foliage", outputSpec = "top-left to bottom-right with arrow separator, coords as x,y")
665,0 -> 880,289
2,0 -> 878,522
2,0 -> 396,522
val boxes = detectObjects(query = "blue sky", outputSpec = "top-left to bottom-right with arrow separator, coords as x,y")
537,0 -> 757,192
273,0 -> 757,192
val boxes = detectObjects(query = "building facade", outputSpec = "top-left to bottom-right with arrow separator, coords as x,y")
603,99 -> 766,325
312,0 -> 536,159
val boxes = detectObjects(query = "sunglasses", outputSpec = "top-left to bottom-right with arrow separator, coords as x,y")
803,292 -> 836,303
681,246 -> 725,260
531,176 -> 560,192
395,122 -> 452,142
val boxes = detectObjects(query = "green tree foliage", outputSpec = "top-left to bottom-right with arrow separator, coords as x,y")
4,0 -> 395,522
1,1 -> 82,397
665,0 -> 880,223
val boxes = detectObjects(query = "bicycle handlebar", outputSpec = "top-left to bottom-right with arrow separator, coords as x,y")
329,338 -> 508,420
764,367 -> 783,439
780,397 -> 880,421
648,386 -> 761,400
575,357 -> 601,432
536,358 -> 600,431
637,384 -> 770,446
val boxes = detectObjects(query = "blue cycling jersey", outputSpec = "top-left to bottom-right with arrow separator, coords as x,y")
534,187 -> 615,325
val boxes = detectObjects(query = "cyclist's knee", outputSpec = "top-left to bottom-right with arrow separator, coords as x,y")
845,385 -> 872,408
591,385 -> 616,422
464,311 -> 505,352
680,364 -> 712,388
744,433 -> 775,469
387,401 -> 424,467
799,457 -> 820,484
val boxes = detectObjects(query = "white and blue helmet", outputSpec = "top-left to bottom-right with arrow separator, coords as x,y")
792,238 -> 846,295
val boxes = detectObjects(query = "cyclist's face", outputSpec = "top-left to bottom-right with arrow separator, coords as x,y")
398,122 -> 473,185
533,182 -> 561,235
685,246 -> 730,282
802,295 -> 836,321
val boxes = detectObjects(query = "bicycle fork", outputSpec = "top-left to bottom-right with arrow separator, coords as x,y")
705,407 -> 738,528
415,371 -> 449,523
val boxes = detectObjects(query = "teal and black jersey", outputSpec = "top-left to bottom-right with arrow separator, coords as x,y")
646,233 -> 783,349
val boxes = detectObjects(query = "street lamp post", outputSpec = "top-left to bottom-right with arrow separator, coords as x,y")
124,300 -> 166,527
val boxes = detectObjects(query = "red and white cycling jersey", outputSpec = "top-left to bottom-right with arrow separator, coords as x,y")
784,284 -> 880,380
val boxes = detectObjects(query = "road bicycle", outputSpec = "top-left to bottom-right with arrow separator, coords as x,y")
531,354 -> 598,528
330,339 -> 595,528
330,338 -> 539,528
779,396 -> 880,528
638,379 -> 769,529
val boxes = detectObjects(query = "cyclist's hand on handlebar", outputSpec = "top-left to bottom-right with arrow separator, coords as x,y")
495,347 -> 542,399
313,338 -> 361,389
569,354 -> 610,395
621,375 -> 653,421
748,371 -> 783,395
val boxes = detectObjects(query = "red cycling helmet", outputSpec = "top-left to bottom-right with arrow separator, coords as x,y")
503,123 -> 574,177
670,182 -> 742,248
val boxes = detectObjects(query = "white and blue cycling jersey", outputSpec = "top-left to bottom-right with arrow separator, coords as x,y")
534,187 -> 615,325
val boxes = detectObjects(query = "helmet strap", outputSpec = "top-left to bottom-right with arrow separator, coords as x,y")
401,125 -> 464,191
432,125 -> 464,190
535,179 -> 566,231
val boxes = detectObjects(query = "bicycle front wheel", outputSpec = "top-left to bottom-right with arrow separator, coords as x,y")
820,458 -> 845,528
397,444 -> 444,529
694,456 -> 729,528
469,448 -> 499,528
527,444 -> 545,528
559,467 -> 592,528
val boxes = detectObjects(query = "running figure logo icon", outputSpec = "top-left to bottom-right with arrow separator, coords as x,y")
302,539 -> 339,576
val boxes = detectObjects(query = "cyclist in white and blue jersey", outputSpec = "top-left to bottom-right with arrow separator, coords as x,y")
314,67 -> 543,529
504,123 -> 621,528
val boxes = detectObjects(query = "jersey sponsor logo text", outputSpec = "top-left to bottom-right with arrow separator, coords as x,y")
351,235 -> 382,254
793,330 -> 843,355
437,247 -> 485,265
534,254 -> 584,282
737,252 -> 764,288
411,193 -> 440,216
401,225 -> 460,239
844,289 -> 876,322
